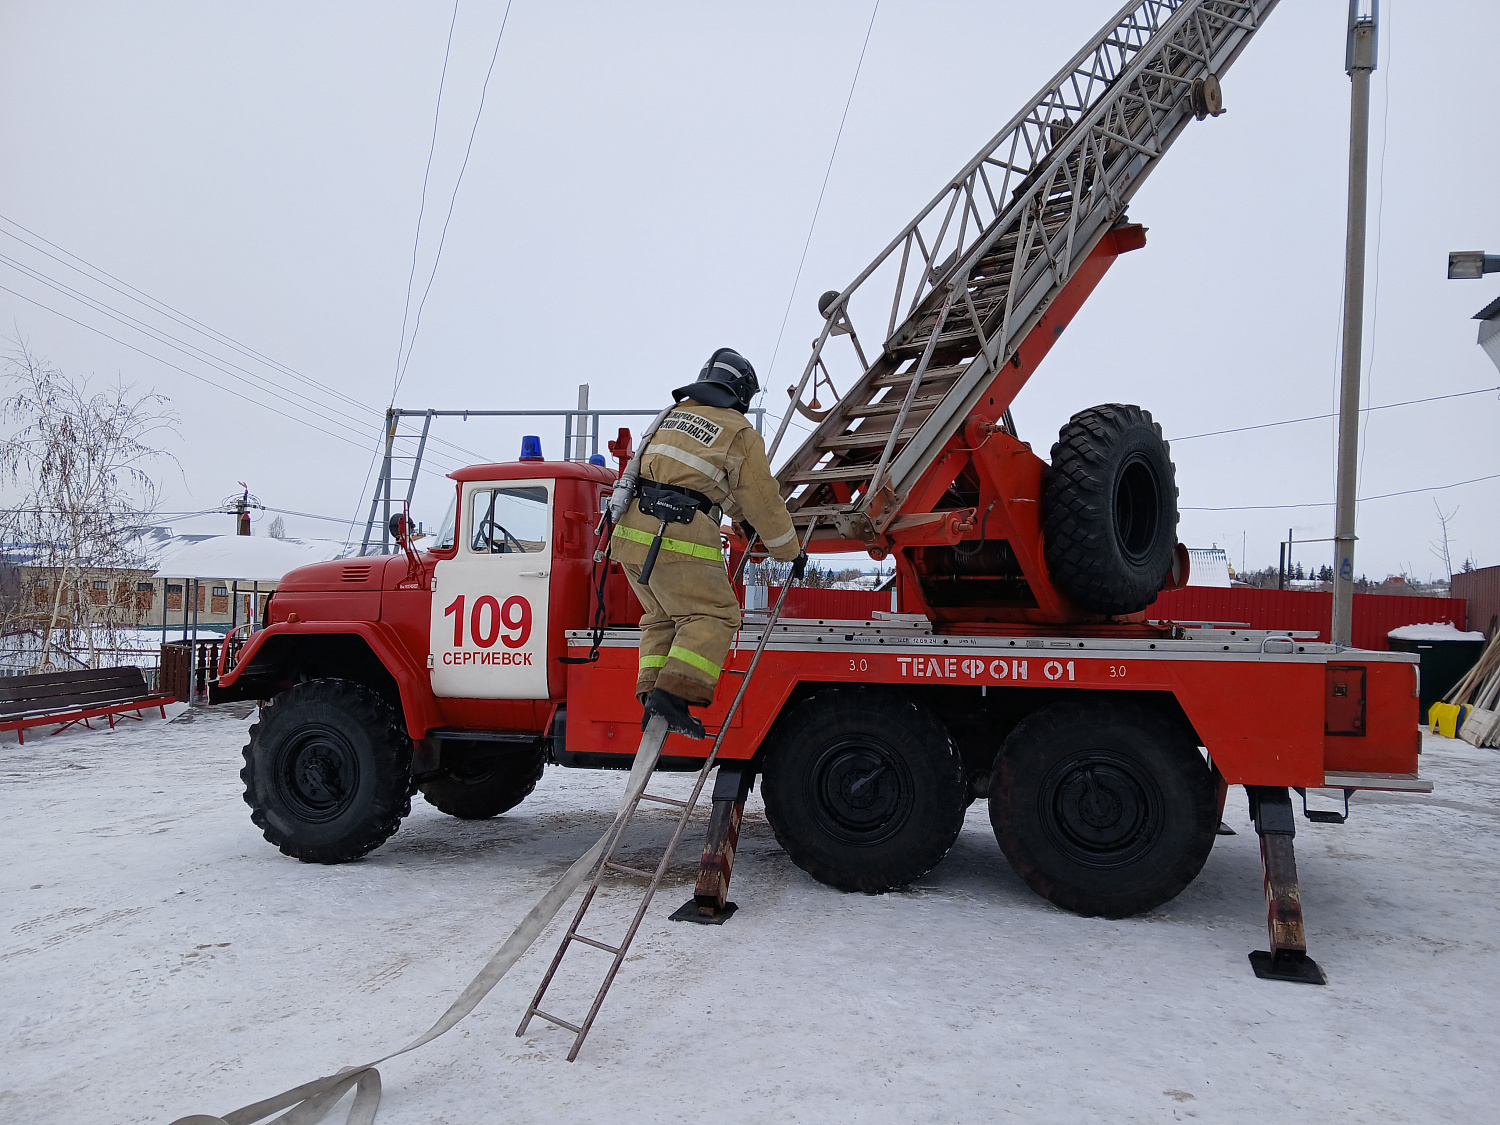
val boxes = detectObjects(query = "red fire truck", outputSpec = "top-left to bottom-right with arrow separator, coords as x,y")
215,0 -> 1425,981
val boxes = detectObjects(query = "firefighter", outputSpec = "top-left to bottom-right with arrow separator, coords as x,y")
610,348 -> 805,738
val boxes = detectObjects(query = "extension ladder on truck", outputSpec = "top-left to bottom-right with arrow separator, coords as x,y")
772,0 -> 1278,540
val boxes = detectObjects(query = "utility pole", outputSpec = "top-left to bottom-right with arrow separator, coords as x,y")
1331,1 -> 1378,648
574,384 -> 590,462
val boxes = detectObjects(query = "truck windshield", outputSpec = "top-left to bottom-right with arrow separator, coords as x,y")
434,493 -> 458,550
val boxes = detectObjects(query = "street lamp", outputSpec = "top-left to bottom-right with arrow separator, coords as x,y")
1447,251 -> 1500,280
1448,250 -> 1500,376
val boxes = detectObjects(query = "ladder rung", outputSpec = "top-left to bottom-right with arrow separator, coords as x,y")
870,364 -> 966,388
569,933 -> 621,955
819,427 -> 922,451
604,860 -> 656,879
785,503 -> 861,520
845,397 -> 944,419
785,464 -> 878,485
530,1008 -> 583,1035
639,792 -> 689,809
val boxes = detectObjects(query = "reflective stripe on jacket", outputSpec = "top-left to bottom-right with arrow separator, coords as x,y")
610,401 -> 800,564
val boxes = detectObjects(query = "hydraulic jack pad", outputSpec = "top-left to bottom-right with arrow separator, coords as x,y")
1249,950 -> 1327,985
670,899 -> 738,926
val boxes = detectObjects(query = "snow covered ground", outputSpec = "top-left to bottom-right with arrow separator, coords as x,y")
3,706 -> 1498,1124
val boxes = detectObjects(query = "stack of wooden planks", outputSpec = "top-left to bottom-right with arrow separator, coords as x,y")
1446,631 -> 1500,748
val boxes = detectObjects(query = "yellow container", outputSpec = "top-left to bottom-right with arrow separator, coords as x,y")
1429,701 -> 1461,738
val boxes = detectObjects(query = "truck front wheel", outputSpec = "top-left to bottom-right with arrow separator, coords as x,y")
989,699 -> 1216,918
761,688 -> 967,892
418,740 -> 546,819
241,679 -> 412,863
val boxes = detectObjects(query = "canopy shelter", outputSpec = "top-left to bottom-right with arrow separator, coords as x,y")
151,534 -> 352,701
152,534 -> 348,584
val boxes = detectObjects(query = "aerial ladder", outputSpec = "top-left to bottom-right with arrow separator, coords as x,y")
772,0 -> 1277,625
523,0 -> 1287,1059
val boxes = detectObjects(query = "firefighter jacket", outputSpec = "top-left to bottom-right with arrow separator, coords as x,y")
610,401 -> 800,567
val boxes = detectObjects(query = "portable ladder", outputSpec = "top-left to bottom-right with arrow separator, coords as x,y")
517,534 -> 810,1060
771,0 -> 1278,539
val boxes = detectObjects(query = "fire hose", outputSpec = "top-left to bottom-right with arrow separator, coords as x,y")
168,524 -> 814,1125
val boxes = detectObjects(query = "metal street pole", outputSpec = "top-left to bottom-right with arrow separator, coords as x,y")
1331,1 -> 1378,648
574,384 -> 590,462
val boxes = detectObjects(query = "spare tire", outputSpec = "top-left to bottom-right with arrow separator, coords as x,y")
1042,404 -> 1177,615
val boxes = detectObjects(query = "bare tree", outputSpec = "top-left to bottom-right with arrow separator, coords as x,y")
267,515 -> 287,539
0,340 -> 177,670
1429,500 -> 1459,583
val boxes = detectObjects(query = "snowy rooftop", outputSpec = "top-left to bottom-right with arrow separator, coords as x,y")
152,534 -> 353,583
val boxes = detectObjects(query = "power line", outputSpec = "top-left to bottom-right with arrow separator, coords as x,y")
393,0 -> 461,404
1181,471 -> 1500,512
0,253 -> 493,477
0,214 -> 491,467
263,505 -> 362,525
393,0 -> 515,398
0,215 -> 374,420
1167,385 -> 1498,443
0,281 -> 380,454
760,0 -> 881,397
0,252 -> 424,452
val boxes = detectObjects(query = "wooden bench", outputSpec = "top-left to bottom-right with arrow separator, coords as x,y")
0,667 -> 176,744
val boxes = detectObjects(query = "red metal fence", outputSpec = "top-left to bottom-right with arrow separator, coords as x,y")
1452,565 -> 1500,638
759,587 -> 895,619
756,584 -> 1460,652
1137,588 -> 1460,651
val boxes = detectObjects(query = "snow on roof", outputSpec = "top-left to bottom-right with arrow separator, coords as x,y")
153,535 -> 352,583
1186,547 -> 1232,588
1387,622 -> 1485,642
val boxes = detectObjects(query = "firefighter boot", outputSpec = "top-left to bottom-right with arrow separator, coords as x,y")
642,688 -> 706,740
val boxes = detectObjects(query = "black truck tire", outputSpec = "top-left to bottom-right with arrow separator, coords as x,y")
1042,403 -> 1177,615
418,741 -> 546,819
989,699 -> 1217,918
761,688 -> 968,892
241,679 -> 412,864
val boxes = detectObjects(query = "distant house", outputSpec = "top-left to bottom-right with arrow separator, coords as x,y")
4,527 -> 355,634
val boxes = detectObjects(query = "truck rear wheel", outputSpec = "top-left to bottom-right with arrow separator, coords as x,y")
989,699 -> 1216,918
418,741 -> 546,819
761,688 -> 967,892
241,679 -> 412,864
1042,403 -> 1177,615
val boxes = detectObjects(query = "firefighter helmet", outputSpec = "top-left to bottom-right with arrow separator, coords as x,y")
673,348 -> 758,413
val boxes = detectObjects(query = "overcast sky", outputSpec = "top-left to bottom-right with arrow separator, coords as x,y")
1,1 -> 1496,580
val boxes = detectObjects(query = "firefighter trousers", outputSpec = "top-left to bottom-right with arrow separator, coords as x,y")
623,555 -> 741,707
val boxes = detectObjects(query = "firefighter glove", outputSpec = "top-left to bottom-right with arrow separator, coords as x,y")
736,519 -> 758,542
790,551 -> 808,582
